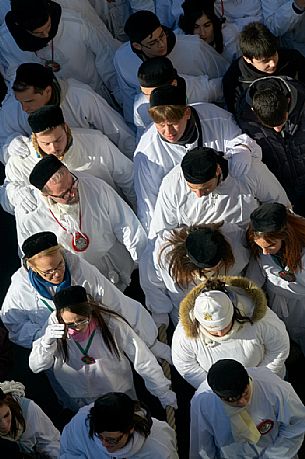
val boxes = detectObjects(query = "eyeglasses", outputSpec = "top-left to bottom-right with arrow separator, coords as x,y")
63,318 -> 90,330
47,174 -> 78,200
36,259 -> 65,278
95,432 -> 125,445
141,29 -> 167,48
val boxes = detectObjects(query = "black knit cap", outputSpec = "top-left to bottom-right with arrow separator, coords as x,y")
53,286 -> 87,310
124,10 -> 161,43
207,359 -> 249,398
150,84 -> 186,108
138,57 -> 178,87
28,105 -> 64,133
181,147 -> 219,184
29,154 -> 63,190
250,203 -> 287,233
91,393 -> 135,433
13,63 -> 54,89
22,231 -> 58,259
10,0 -> 50,31
186,228 -> 225,268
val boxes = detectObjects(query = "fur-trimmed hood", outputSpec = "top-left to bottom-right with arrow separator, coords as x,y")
179,276 -> 267,338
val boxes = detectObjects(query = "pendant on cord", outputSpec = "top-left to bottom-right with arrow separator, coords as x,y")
81,355 -> 96,365
72,232 -> 90,252
45,60 -> 61,72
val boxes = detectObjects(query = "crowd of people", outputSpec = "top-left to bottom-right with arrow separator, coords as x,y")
1,0 -> 305,457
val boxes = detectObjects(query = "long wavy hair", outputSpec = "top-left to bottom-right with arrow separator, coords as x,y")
56,296 -> 126,362
159,223 -> 235,289
0,391 -> 26,439
247,212 -> 305,272
179,0 -> 224,53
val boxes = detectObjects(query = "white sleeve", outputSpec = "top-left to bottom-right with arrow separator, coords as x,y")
0,286 -> 42,348
261,386 -> 305,459
113,318 -> 176,407
262,0 -> 304,36
60,421 -> 88,459
257,309 -> 290,376
113,51 -> 138,125
24,400 -> 60,459
245,159 -> 291,207
172,327 -> 207,389
104,183 -> 148,262
190,394 -> 219,459
129,0 -> 155,12
29,316 -> 58,373
149,178 -> 179,238
139,240 -> 174,325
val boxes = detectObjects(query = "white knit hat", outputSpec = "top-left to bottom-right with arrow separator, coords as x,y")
193,290 -> 234,331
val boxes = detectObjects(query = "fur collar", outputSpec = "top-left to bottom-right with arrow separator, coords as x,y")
179,276 -> 267,338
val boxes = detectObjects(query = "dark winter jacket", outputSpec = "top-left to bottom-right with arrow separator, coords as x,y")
223,48 -> 305,115
238,76 -> 305,216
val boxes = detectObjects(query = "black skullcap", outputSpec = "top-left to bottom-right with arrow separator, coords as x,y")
10,0 -> 50,31
138,57 -> 178,87
91,393 -> 135,433
150,84 -> 186,108
13,63 -> 54,90
186,228 -> 226,268
181,147 -> 219,184
22,231 -> 58,259
124,10 -> 161,43
53,286 -> 87,310
207,359 -> 249,398
250,203 -> 287,233
29,154 -> 63,190
28,105 -> 64,133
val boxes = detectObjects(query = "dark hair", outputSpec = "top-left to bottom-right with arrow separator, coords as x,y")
240,22 -> 278,60
159,223 -> 235,289
247,212 -> 305,272
179,0 -> 224,53
252,88 -> 289,126
12,63 -> 54,94
56,296 -> 126,362
88,394 -> 152,440
0,391 -> 26,439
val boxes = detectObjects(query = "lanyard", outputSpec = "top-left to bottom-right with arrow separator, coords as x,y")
49,206 -> 90,252
39,297 -> 54,313
74,330 -> 96,364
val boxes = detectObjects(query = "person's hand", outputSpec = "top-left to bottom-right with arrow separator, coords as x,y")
159,390 -> 178,410
150,340 -> 172,364
14,187 -> 38,213
43,324 -> 65,345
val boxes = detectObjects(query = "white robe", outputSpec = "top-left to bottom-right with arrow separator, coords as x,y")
149,160 -> 290,238
247,250 -> 305,355
0,250 -> 158,351
60,404 -> 178,459
0,8 -> 119,99
0,78 -> 135,164
172,305 -> 289,389
17,397 -> 60,458
0,0 -> 9,25
134,102 -> 262,232
262,0 -> 305,56
214,0 -> 263,31
139,223 -> 250,327
15,175 -> 147,290
190,367 -> 305,459
114,34 -> 229,124
29,311 -> 174,408
4,128 -> 136,212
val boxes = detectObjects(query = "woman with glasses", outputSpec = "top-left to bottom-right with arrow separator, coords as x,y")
60,392 -> 178,458
0,231 -> 170,363
29,286 -> 177,412
139,222 -> 250,328
247,202 -> 305,355
178,0 -> 240,63
171,276 -> 289,389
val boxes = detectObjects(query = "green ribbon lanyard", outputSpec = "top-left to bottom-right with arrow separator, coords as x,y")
74,330 -> 96,364
40,298 -> 55,313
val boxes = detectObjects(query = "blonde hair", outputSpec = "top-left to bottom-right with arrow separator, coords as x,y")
26,244 -> 62,269
31,124 -> 72,157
